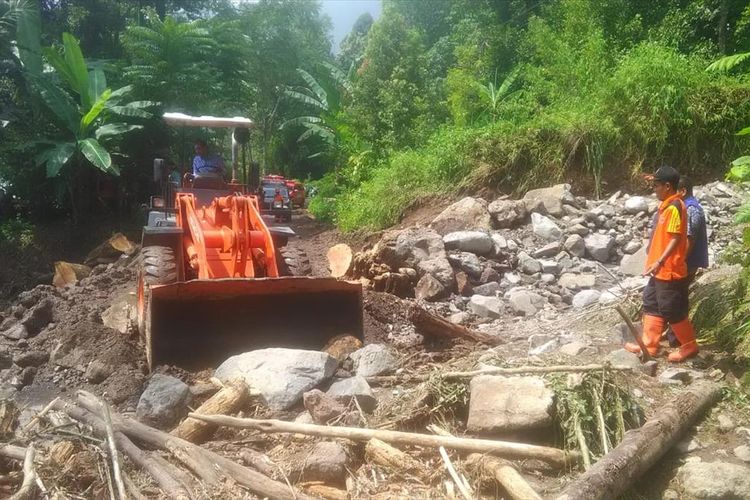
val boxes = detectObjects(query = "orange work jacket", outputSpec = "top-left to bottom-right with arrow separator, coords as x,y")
646,193 -> 688,280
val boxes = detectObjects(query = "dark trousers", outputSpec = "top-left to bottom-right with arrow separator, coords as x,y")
643,276 -> 690,324
655,271 -> 695,345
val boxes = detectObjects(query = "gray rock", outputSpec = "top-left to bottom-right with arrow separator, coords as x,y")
326,376 -> 377,412
443,231 -> 494,255
538,259 -> 560,275
417,258 -> 455,288
663,490 -> 679,500
718,414 -> 736,433
101,292 -> 136,334
584,234 -> 615,262
375,227 -> 454,287
300,441 -> 348,483
431,197 -> 492,235
85,359 -> 114,384
533,242 -> 561,258
531,213 -> 562,241
564,234 -> 586,257
215,348 -> 337,410
449,311 -> 472,325
473,282 -> 501,296
640,360 -> 658,377
606,349 -> 641,369
415,274 -> 446,301
567,223 -> 589,236
467,375 -> 554,433
624,196 -> 650,214
13,350 -> 49,368
488,199 -> 528,228
572,290 -> 601,308
518,252 -> 542,275
659,368 -> 692,385
619,245 -> 647,276
523,184 -> 573,217
468,295 -> 504,319
490,233 -> 509,255
0,350 -> 11,369
623,241 -> 642,255
136,374 -> 192,429
734,445 -> 750,462
559,341 -> 589,356
2,322 -> 28,340
678,461 -> 750,499
448,252 -> 483,279
303,389 -> 348,424
508,290 -> 545,316
350,344 -> 398,377
559,273 -> 597,290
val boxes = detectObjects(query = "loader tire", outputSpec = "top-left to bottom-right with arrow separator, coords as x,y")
276,246 -> 312,277
137,246 -> 178,367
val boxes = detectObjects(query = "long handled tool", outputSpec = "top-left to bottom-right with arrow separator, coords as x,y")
615,305 -> 651,362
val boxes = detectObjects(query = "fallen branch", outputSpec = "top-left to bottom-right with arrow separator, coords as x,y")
240,448 -> 277,477
172,378 -> 248,444
74,391 -> 316,500
439,447 -> 473,500
122,472 -> 148,500
190,414 -> 578,469
366,363 -> 633,385
9,445 -> 36,500
21,396 -> 60,436
53,399 -> 191,500
467,454 -> 541,500
0,445 -> 27,462
408,305 -> 502,345
101,399 -> 127,500
556,381 -> 722,500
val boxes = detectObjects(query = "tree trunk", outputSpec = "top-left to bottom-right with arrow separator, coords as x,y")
171,379 -> 248,444
555,381 -> 721,500
408,305 -> 502,345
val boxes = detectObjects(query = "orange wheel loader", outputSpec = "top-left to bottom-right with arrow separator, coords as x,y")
137,114 -> 362,370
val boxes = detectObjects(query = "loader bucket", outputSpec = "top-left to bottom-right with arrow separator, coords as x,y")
144,277 -> 363,370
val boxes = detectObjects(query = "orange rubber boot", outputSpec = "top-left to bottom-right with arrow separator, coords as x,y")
624,314 -> 664,356
667,319 -> 699,362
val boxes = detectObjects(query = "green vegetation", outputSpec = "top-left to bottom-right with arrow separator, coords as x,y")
1,0 -> 750,234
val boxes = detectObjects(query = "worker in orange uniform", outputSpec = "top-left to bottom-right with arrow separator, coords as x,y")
625,166 -> 699,362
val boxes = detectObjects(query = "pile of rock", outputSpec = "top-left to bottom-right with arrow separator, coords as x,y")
349,181 -> 750,328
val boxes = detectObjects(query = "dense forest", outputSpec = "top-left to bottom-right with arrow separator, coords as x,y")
1,0 -> 749,233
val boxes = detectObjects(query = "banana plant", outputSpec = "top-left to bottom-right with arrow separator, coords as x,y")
476,67 -> 519,123
32,33 -> 155,178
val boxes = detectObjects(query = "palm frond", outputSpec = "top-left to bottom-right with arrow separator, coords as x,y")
707,52 -> 750,72
282,89 -> 326,110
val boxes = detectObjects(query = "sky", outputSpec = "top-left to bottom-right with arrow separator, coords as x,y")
320,0 -> 382,52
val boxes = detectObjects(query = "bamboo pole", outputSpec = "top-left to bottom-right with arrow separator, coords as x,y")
188,414 -> 579,469
366,363 -> 633,385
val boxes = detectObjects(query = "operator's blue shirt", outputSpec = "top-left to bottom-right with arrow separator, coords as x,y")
192,153 -> 225,176
684,196 -> 709,271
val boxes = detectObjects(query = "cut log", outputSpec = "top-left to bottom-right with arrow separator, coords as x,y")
172,379 -> 248,444
188,414 -> 578,469
327,244 -> 353,278
302,483 -> 349,500
467,454 -> 541,500
556,381 -> 722,500
73,391 -> 315,500
84,233 -> 136,266
365,438 -> 429,477
408,305 -> 502,346
366,363 -> 633,385
0,445 -> 27,462
52,261 -> 92,287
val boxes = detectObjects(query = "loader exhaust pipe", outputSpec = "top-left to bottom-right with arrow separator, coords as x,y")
144,277 -> 363,370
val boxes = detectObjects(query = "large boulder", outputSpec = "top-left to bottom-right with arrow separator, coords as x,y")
350,344 -> 398,377
443,231 -> 494,255
431,197 -> 492,235
572,289 -> 601,309
584,234 -> 615,262
623,196 -> 650,214
298,441 -> 348,484
415,274 -> 447,301
488,199 -> 528,228
678,460 -> 750,499
467,375 -> 554,433
448,252 -> 483,279
508,290 -> 546,316
326,376 -> 377,412
563,234 -> 586,258
531,213 -> 563,241
619,244 -> 647,276
136,374 -> 192,429
523,184 -> 573,217
215,348 -> 337,410
468,295 -> 504,319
